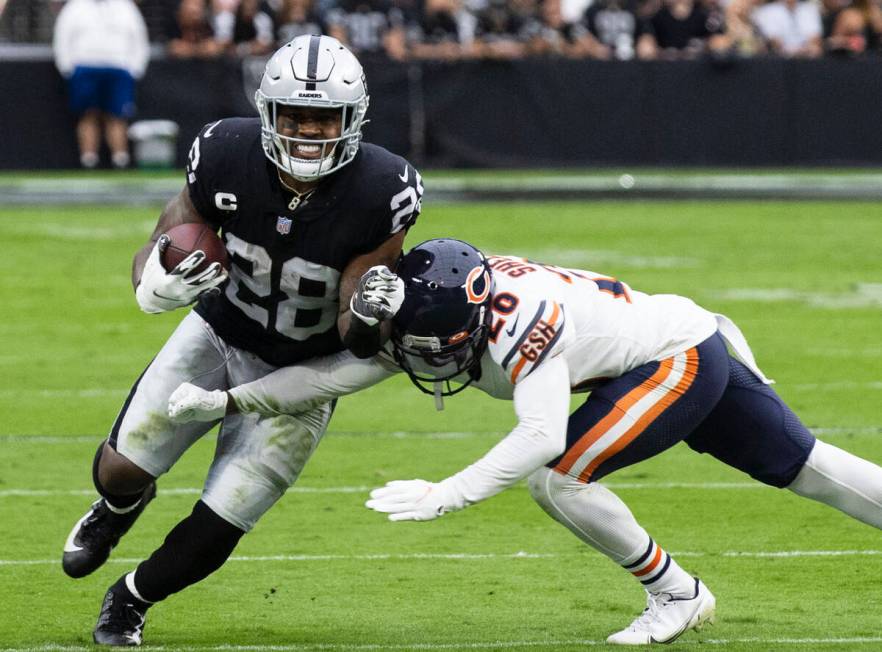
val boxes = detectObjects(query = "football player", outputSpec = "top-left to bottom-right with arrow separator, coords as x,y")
61,35 -> 422,646
170,238 -> 882,645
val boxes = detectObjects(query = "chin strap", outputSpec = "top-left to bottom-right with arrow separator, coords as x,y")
433,382 -> 444,412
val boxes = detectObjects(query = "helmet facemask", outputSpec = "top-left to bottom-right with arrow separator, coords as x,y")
391,238 -> 495,405
256,94 -> 368,182
392,307 -> 491,398
255,35 -> 370,182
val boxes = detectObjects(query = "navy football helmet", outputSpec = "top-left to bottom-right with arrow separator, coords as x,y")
392,239 -> 493,397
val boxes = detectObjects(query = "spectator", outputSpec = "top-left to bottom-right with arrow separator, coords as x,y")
531,0 -> 609,56
168,0 -> 227,58
639,0 -> 727,59
52,0 -> 149,169
826,0 -> 882,54
220,0 -> 276,55
275,0 -> 326,43
409,0 -> 478,60
582,0 -> 647,59
473,0 -> 540,58
327,0 -> 409,60
752,0 -> 824,57
721,0 -> 768,56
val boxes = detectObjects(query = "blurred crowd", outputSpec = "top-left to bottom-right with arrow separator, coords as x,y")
145,0 -> 882,61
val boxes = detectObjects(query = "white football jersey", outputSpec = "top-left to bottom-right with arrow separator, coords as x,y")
229,253 -> 765,512
470,256 -> 718,398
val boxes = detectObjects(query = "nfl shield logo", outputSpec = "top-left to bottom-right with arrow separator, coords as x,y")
276,216 -> 293,235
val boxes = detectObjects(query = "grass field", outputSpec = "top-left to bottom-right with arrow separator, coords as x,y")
1,194 -> 881,651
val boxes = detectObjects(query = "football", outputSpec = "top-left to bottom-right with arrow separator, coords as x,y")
160,223 -> 229,274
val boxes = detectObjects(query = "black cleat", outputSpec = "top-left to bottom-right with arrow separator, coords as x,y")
93,577 -> 151,646
62,483 -> 156,578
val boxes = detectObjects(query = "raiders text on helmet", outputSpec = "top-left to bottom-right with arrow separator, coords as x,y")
255,35 -> 369,181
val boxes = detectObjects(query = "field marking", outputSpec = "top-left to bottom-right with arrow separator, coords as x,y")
791,381 -> 882,391
3,549 -> 882,567
3,380 -> 882,400
0,482 -> 779,499
711,284 -> 882,309
4,637 -> 882,651
520,248 -> 701,270
2,426 -> 880,445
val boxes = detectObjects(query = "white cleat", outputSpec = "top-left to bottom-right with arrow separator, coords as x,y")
606,578 -> 715,645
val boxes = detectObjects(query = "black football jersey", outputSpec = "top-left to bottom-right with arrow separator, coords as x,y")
185,117 -> 423,366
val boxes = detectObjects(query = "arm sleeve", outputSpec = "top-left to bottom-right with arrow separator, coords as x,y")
440,354 -> 571,508
229,350 -> 400,416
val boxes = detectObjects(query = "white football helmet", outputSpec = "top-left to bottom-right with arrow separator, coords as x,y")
255,35 -> 369,181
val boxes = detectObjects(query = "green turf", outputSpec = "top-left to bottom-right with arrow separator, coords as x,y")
1,199 -> 881,651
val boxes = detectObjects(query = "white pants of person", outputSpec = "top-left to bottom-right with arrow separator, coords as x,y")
109,311 -> 333,531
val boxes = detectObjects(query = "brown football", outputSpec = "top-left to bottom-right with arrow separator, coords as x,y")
160,223 -> 229,274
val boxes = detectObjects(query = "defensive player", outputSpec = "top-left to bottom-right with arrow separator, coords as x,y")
61,35 -> 420,646
170,238 -> 882,645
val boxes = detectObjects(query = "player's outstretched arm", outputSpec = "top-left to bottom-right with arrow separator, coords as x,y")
337,230 -> 407,358
132,188 -> 226,314
168,349 -> 400,423
366,356 -> 572,521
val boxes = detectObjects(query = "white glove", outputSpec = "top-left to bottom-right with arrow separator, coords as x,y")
349,265 -> 405,327
135,235 -> 228,314
365,479 -> 461,522
167,382 -> 228,423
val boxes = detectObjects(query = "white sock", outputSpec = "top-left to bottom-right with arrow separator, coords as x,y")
621,537 -> 694,597
111,151 -> 130,169
788,439 -> 882,528
105,497 -> 141,514
528,467 -> 695,597
80,152 -> 99,168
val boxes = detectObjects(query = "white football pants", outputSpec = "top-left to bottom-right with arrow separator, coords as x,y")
110,311 -> 332,531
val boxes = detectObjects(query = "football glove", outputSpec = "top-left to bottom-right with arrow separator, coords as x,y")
365,479 -> 460,522
349,265 -> 404,327
167,382 -> 228,423
135,236 -> 228,314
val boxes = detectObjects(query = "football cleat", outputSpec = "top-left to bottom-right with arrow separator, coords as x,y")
62,483 -> 156,578
93,577 -> 150,646
606,578 -> 715,645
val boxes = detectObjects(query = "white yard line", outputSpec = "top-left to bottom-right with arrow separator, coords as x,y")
4,636 -> 882,651
1,426 -> 880,445
0,482 -> 775,498
3,549 -> 882,567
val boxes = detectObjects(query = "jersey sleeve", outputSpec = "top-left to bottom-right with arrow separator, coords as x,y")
488,297 -> 571,385
440,353 -> 571,508
184,120 -> 232,229
228,349 -> 400,416
361,152 -> 424,250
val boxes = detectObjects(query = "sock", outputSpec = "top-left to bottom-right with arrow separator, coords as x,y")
111,151 -> 130,169
132,500 -> 245,603
528,467 -> 694,597
109,573 -> 151,611
125,571 -> 153,604
621,537 -> 694,596
80,152 -> 99,168
92,442 -> 143,510
788,439 -> 882,528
